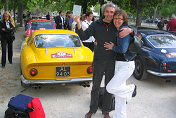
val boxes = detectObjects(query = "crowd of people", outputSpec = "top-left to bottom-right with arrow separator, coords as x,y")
157,14 -> 176,31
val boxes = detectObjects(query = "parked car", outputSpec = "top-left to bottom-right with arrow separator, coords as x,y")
20,29 -> 93,87
24,20 -> 56,39
145,18 -> 154,23
167,31 -> 176,36
133,29 -> 176,80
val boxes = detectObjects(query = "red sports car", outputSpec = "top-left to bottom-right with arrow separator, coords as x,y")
24,20 -> 56,38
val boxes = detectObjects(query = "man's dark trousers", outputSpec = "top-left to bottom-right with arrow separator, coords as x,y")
89,60 -> 115,114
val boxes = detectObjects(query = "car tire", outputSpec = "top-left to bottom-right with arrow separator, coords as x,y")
133,56 -> 148,80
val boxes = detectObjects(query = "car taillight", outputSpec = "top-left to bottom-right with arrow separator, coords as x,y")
30,68 -> 38,76
168,70 -> 171,72
87,67 -> 93,74
163,63 -> 167,67
162,63 -> 167,70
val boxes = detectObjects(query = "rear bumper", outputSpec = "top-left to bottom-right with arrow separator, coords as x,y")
21,75 -> 92,85
147,70 -> 176,77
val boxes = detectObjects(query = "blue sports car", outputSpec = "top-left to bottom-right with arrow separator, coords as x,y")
133,29 -> 176,80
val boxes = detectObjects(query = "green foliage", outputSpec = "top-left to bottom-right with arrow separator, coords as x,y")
158,1 -> 176,18
0,0 -> 5,9
112,0 -> 161,17
93,4 -> 100,13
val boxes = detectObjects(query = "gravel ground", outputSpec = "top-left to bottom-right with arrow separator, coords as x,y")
0,27 -> 176,118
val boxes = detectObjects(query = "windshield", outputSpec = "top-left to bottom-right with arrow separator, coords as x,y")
34,34 -> 82,48
147,35 -> 176,48
30,22 -> 55,30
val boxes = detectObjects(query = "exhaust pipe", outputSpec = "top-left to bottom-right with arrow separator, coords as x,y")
32,84 -> 42,89
80,82 -> 90,87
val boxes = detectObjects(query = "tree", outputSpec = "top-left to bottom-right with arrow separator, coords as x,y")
17,1 -> 24,27
112,0 -> 161,27
136,0 -> 142,27
5,0 -> 8,11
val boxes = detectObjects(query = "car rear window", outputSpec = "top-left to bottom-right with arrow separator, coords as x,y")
30,22 -> 55,30
148,35 -> 176,48
34,34 -> 82,48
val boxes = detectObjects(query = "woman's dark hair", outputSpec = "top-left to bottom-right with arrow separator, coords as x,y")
114,9 -> 128,25
86,12 -> 93,17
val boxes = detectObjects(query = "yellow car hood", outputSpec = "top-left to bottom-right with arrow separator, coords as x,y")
34,48 -> 92,63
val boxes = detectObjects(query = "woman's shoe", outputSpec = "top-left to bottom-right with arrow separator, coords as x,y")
132,85 -> 137,97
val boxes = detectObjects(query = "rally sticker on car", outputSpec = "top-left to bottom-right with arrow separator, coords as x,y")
166,52 -> 176,58
51,52 -> 73,58
39,28 -> 46,30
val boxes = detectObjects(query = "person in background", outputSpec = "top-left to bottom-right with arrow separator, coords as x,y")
157,17 -> 165,30
55,11 -> 65,29
81,14 -> 86,21
67,12 -> 73,30
23,12 -> 26,27
81,12 -> 95,52
64,12 -> 69,29
167,13 -> 176,31
72,2 -> 134,118
46,12 -> 50,20
104,9 -> 136,118
0,11 -> 15,68
25,11 -> 32,31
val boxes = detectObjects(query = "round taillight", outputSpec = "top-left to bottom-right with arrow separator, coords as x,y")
163,63 -> 167,67
87,67 -> 93,74
163,67 -> 166,70
30,68 -> 38,76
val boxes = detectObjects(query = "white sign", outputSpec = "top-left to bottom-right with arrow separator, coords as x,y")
73,5 -> 82,16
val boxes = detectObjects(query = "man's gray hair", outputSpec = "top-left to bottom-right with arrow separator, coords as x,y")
101,2 -> 119,15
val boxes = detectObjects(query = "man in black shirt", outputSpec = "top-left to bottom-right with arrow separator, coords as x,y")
46,12 -> 50,20
157,17 -> 165,30
55,11 -> 65,29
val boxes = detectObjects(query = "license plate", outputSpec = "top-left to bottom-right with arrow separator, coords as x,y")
56,66 -> 70,77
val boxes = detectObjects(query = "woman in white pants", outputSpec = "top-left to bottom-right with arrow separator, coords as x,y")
104,9 -> 137,118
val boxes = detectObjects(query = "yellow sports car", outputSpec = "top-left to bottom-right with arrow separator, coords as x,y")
20,29 -> 93,87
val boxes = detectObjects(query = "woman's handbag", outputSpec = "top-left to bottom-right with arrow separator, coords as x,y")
128,35 -> 143,53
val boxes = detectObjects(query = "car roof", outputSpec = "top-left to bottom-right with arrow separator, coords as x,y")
137,28 -> 171,35
30,20 -> 54,23
32,29 -> 78,36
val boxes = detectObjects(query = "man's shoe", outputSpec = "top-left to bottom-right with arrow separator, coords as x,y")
132,85 -> 137,97
85,112 -> 94,118
104,113 -> 111,118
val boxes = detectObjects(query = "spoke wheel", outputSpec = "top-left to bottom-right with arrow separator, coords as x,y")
133,56 -> 147,80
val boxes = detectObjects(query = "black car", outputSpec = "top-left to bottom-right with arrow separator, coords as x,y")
133,29 -> 176,80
